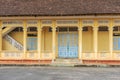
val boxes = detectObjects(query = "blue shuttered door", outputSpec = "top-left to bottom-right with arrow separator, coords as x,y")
27,37 -> 37,50
113,38 -> 117,50
113,37 -> 120,50
58,33 -> 78,58
58,33 -> 67,57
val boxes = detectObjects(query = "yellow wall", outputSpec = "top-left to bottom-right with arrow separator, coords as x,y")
82,27 -> 93,52
2,38 -> 18,51
98,31 -> 109,52
41,27 -> 52,52
41,27 -> 58,58
10,32 -> 23,45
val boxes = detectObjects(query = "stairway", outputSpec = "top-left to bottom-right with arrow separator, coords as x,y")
2,27 -> 15,36
4,34 -> 23,50
2,27 -> 23,50
51,59 -> 82,67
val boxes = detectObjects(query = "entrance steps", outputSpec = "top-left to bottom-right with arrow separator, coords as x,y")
51,59 -> 83,67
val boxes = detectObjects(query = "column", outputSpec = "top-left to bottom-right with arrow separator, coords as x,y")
109,20 -> 113,59
37,20 -> 42,59
0,21 -> 2,58
93,26 -> 98,59
23,20 -> 27,59
52,20 -> 56,60
78,27 -> 82,60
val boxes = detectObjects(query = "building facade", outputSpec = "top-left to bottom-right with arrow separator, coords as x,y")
1,0 -> 120,65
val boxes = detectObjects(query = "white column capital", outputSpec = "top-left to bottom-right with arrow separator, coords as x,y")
37,27 -> 42,31
23,27 -> 27,31
52,27 -> 57,31
108,27 -> 113,31
93,27 -> 98,31
78,27 -> 83,31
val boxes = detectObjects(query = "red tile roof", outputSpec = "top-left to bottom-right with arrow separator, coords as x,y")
0,0 -> 120,16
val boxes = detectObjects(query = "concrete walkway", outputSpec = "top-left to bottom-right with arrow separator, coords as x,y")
0,67 -> 120,80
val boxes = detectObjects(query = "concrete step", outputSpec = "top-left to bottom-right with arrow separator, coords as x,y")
51,59 -> 83,67
55,59 -> 81,63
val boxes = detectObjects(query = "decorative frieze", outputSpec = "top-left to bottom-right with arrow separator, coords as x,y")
27,20 -> 38,27
57,20 -> 78,24
42,20 -> 52,24
41,20 -> 52,26
3,52 -> 22,57
56,20 -> 78,26
27,20 -> 38,24
98,20 -> 109,26
29,53 -> 34,58
82,20 -> 94,26
2,20 -> 23,27
114,20 -> 120,26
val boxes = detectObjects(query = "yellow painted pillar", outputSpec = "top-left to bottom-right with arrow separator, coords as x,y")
37,20 -> 42,60
52,20 -> 56,61
93,20 -> 98,59
0,21 -> 2,58
78,22 -> 83,60
109,20 -> 113,59
23,20 -> 27,59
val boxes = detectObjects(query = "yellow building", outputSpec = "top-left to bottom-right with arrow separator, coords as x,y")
0,0 -> 120,65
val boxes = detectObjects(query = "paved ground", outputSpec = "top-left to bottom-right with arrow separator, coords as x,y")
0,67 -> 120,80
